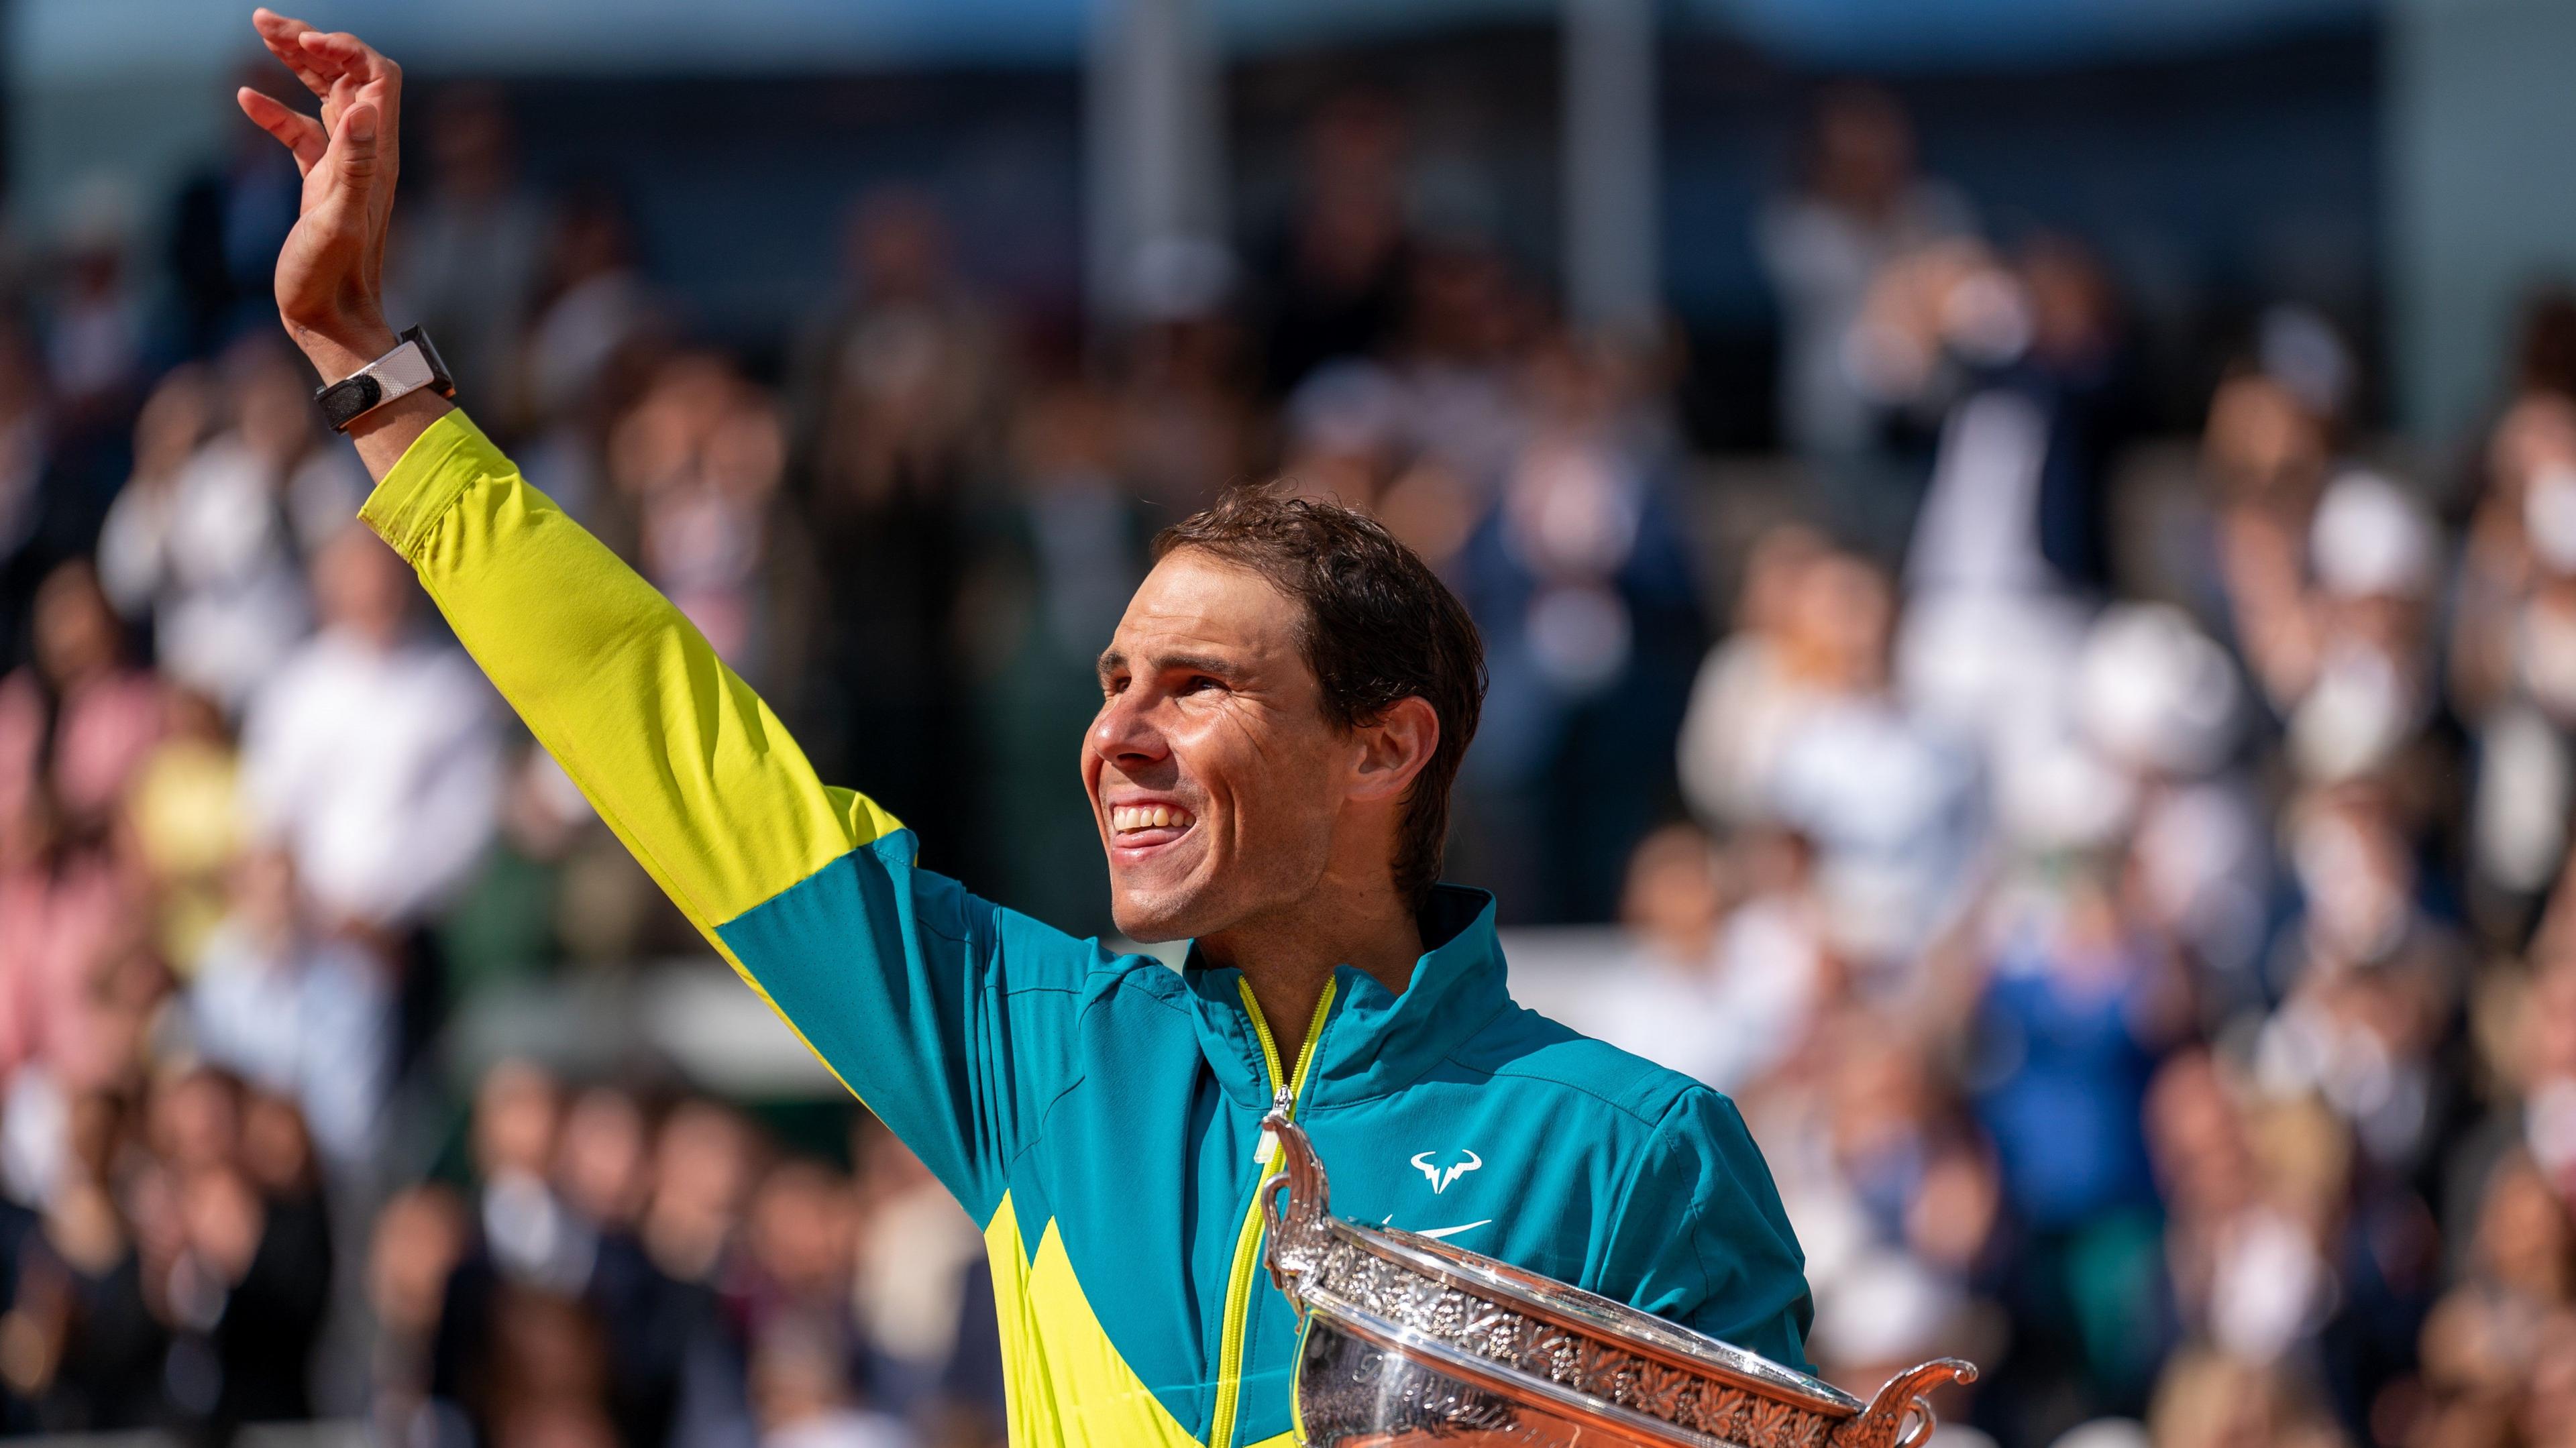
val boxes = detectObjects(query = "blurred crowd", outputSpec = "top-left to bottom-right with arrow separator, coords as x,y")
0,59 -> 2569,1448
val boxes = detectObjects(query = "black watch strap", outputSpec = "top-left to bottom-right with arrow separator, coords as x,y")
315,326 -> 455,432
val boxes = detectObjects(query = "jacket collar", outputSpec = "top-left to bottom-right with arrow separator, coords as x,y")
1181,885 -> 1513,1111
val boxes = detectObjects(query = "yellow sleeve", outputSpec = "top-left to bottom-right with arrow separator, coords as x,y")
359,409 -> 904,934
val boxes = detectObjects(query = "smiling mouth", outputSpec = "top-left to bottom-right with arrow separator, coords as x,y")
1108,803 -> 1197,848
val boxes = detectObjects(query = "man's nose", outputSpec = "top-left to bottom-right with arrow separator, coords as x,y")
1091,688 -> 1169,763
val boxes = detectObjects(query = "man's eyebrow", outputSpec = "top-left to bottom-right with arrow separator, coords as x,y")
1096,648 -> 1238,680
1155,651 -> 1238,679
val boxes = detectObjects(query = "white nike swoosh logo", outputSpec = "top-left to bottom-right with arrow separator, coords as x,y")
1413,1220 -> 1493,1241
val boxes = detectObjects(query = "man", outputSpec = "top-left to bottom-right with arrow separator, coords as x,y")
238,520 -> 500,934
189,845 -> 393,1168
237,13 -> 1813,1446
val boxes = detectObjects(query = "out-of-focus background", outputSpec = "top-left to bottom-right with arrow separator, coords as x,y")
5,0 -> 2576,1445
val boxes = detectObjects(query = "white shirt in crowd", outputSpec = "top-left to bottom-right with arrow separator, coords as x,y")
1756,180 -> 1974,459
97,437 -> 364,710
239,628 -> 503,929
1574,897 -> 1826,1095
189,918 -> 392,1166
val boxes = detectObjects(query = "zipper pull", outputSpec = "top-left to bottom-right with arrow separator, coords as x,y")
1254,1084 -> 1293,1164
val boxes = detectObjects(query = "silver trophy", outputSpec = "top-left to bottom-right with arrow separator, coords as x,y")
1260,1110 -> 1977,1447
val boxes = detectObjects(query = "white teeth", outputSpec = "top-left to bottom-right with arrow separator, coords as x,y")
1112,804 -> 1194,834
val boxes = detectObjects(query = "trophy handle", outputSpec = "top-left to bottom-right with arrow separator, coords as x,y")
1260,1109 -> 1333,1302
1829,1359 -> 1978,1448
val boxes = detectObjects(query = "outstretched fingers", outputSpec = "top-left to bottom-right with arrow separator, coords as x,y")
250,9 -> 333,101
235,88 -> 326,176
294,29 -> 402,172
297,30 -> 400,107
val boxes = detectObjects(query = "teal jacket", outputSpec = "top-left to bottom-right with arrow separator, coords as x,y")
362,410 -> 1815,1448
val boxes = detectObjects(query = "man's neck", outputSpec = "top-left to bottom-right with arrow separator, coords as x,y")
1199,881 -> 1423,1077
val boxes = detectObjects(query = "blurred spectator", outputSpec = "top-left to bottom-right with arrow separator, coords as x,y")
521,186 -> 661,440
1895,238 -> 2126,593
543,1083 -> 673,1445
556,1087 -> 649,1237
167,64 -> 303,357
1679,543 -> 1979,970
1752,1016 -> 1994,1399
1571,822 -> 1826,1093
2145,1345 -> 2345,1448
1276,359 -> 1405,512
739,1158 -> 945,1446
370,1184 -> 470,1447
1678,523 -> 1834,825
122,685 -> 246,972
41,179 -> 150,431
433,1060 -> 595,1445
5,1091 -> 167,1433
849,1120 -> 994,1432
1251,91 -> 1416,394
608,354 -> 808,695
2455,322 -> 2576,934
794,189 -> 1004,515
187,846 -> 394,1168
0,569 -> 158,1115
388,85 -> 549,423
1757,84 -> 1975,553
178,1081 -> 335,1436
2275,472 -> 2442,787
0,559 -> 161,847
637,1099 -> 761,1448
2412,1151 -> 2571,1445
2259,785 -> 2463,1080
1890,237 -> 2134,773
963,380 -> 1147,931
2070,604 -> 2265,993
1964,842 -> 2186,1415
2142,1054 -> 2339,1373
1389,237 -> 1532,492
2200,315 -> 2433,785
751,1313 -> 914,1448
790,190 -> 996,836
98,342 -> 364,711
1455,334 -> 1707,920
237,522 -> 500,936
0,319 -> 78,679
1112,256 -> 1262,518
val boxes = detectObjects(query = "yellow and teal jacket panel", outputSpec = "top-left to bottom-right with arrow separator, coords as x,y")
363,410 -> 1817,1448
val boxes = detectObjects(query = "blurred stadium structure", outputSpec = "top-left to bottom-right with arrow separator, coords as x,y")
5,1 -> 2576,1447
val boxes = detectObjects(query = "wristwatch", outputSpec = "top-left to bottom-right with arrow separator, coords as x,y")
314,326 -> 455,432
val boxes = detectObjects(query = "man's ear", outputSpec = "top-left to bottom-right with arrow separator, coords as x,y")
1350,696 -> 1440,804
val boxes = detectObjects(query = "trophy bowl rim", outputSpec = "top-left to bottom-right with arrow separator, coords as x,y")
1313,1212 -> 1868,1418
1298,1282 -> 1726,1448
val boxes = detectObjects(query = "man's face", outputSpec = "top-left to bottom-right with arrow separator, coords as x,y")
1087,551 -> 1348,943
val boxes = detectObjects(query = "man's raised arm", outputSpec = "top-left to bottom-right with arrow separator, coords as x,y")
237,9 -> 899,929
241,12 -> 1048,1222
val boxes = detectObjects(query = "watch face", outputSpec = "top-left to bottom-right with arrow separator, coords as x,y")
400,325 -> 456,395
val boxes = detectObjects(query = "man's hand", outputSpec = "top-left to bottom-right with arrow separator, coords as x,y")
239,9 -> 447,475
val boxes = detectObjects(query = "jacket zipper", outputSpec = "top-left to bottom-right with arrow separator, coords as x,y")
1208,975 -> 1337,1448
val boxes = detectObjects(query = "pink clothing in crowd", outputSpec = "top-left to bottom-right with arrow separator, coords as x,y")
0,665 -> 162,828
0,850 -> 142,1088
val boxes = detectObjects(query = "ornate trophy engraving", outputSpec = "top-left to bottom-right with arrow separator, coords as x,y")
1259,1110 -> 1976,1447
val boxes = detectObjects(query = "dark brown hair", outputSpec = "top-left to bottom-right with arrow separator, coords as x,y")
1153,487 -> 1486,908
